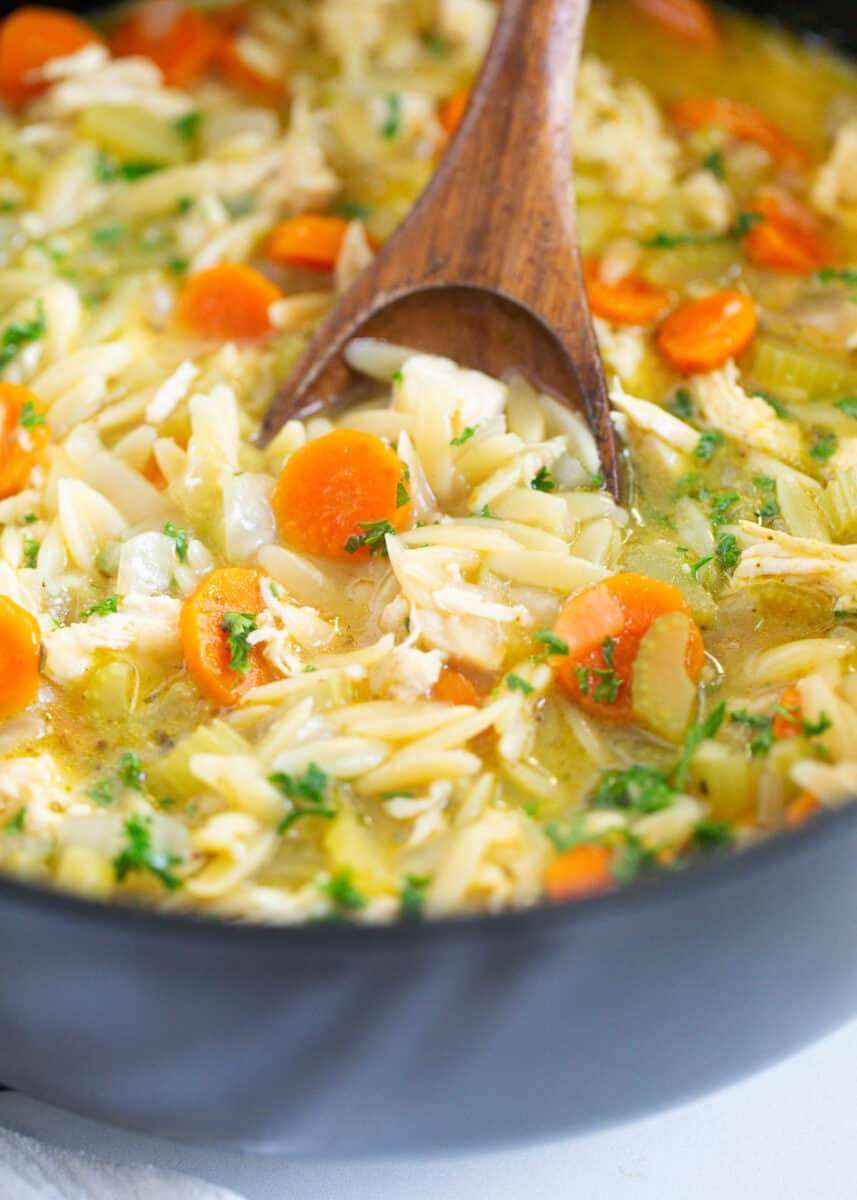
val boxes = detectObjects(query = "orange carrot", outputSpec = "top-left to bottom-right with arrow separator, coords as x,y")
0,6 -> 98,109
545,842 -> 615,903
110,0 -> 219,87
553,572 -> 705,723
0,595 -> 41,719
439,87 -> 470,138
179,567 -> 275,707
584,258 -> 671,326
745,191 -> 831,274
656,288 -> 757,373
265,215 -> 353,271
772,684 -> 804,740
273,429 -> 412,561
670,96 -> 812,171
785,791 -> 821,828
629,0 -> 720,46
0,383 -> 49,500
433,667 -> 481,707
177,263 -> 282,340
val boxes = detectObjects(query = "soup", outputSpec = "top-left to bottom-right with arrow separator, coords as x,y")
0,0 -> 855,922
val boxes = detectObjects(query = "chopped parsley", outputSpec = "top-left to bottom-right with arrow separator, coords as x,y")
422,32 -> 450,56
474,504 -> 497,518
702,149 -> 725,180
401,874 -> 430,918
331,198 -> 373,221
611,833 -> 656,885
94,152 -> 161,183
834,609 -> 857,622
87,778 -> 114,806
345,519 -> 396,556
506,673 -> 534,696
320,868 -> 366,913
809,431 -> 838,463
18,399 -> 44,429
118,751 -> 144,792
834,397 -> 857,420
730,708 -> 777,755
715,532 -> 741,572
381,92 -> 403,139
173,110 -> 202,140
692,819 -> 735,852
816,267 -> 857,287
164,520 -> 189,562
81,594 -> 119,620
575,637 -> 622,704
690,554 -> 713,579
753,475 -> 779,523
0,302 -> 46,369
176,196 -> 193,215
22,535 -> 39,569
669,388 -> 693,419
708,489 -> 739,528
391,369 -> 403,383
756,391 -> 789,419
674,702 -> 726,790
533,629 -> 569,656
531,466 -> 555,492
270,764 -> 334,833
167,256 -> 189,274
694,430 -> 725,462
91,223 -> 124,245
113,815 -> 183,891
221,611 -> 258,674
396,477 -> 410,508
4,807 -> 25,834
591,764 -> 676,814
450,425 -> 477,446
23,512 -> 37,524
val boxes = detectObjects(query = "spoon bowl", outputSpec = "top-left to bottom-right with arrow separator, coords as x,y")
261,0 -> 621,498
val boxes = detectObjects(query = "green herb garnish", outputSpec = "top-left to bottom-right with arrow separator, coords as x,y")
345,518 -> 396,557
22,535 -> 39,569
114,815 -> 182,891
271,764 -> 334,833
674,702 -> 726,790
81,595 -> 119,620
164,520 -> 189,562
381,93 -> 403,139
320,868 -> 366,913
702,149 -> 725,179
834,397 -> 857,420
692,819 -> 734,851
4,807 -> 26,834
331,198 -> 373,221
531,466 -> 556,492
118,751 -> 144,792
810,431 -> 837,462
533,629 -> 569,656
19,400 -> 45,429
694,430 -> 725,462
506,673 -> 534,695
669,388 -> 693,419
753,474 -> 779,522
591,764 -> 676,814
401,874 -> 430,918
450,425 -> 477,446
0,302 -> 46,369
715,532 -> 741,571
221,611 -> 258,674
87,778 -> 114,806
173,111 -> 202,140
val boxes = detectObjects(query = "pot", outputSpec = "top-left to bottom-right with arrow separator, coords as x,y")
2,0 -> 856,1155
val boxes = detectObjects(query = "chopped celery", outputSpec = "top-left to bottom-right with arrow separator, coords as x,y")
78,105 -> 192,167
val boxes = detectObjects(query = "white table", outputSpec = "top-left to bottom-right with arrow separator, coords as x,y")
2,1012 -> 856,1200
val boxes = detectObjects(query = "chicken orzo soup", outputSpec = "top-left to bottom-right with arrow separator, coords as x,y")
0,0 -> 856,922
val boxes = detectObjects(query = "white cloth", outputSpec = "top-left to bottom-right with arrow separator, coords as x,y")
0,1127 -> 244,1200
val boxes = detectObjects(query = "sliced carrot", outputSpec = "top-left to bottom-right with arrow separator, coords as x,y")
553,572 -> 705,723
0,595 -> 41,719
0,6 -> 98,109
439,87 -> 470,138
745,191 -> 831,275
771,684 -> 803,740
273,429 -> 412,561
656,289 -> 757,373
433,667 -> 481,707
670,96 -> 812,172
785,791 -> 821,829
265,215 -> 352,272
545,842 -> 615,903
584,258 -> 671,326
179,567 -> 275,707
629,0 -> 719,46
177,263 -> 282,340
0,383 -> 50,500
142,454 -> 167,490
110,0 -> 219,87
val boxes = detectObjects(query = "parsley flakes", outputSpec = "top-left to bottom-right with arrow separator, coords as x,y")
221,611 -> 258,674
114,815 -> 183,892
345,519 -> 395,556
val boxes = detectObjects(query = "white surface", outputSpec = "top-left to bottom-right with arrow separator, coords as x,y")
3,1013 -> 857,1200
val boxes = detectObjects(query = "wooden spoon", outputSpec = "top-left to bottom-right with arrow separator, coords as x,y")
261,0 -> 620,499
